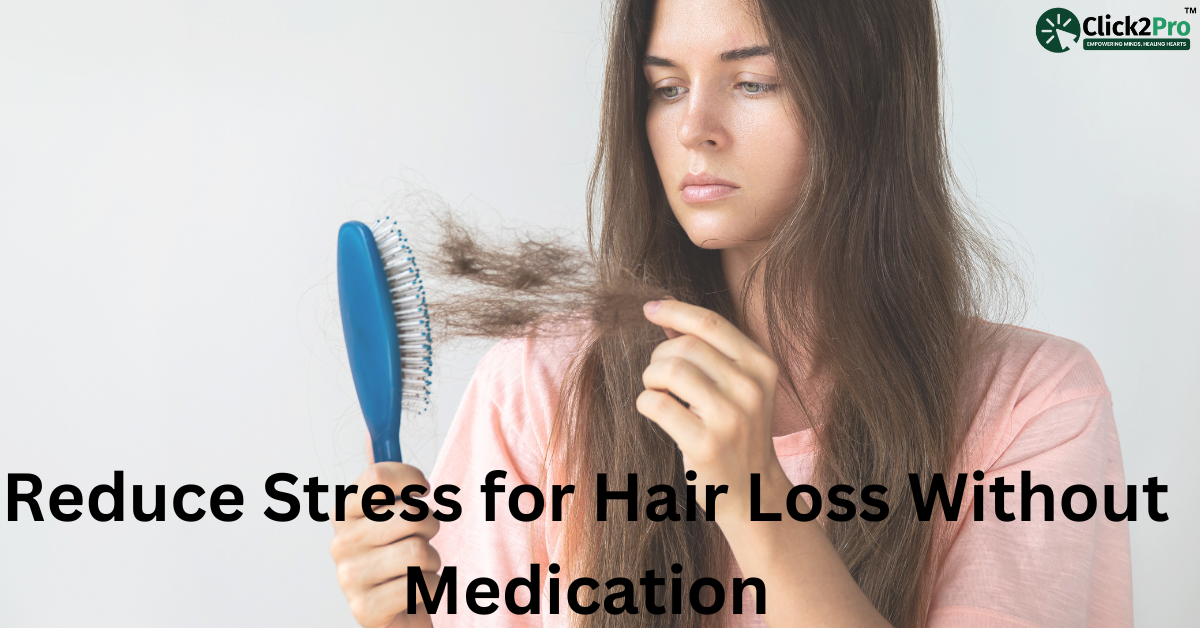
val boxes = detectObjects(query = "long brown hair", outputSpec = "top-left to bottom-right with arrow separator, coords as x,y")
429,0 -> 1020,626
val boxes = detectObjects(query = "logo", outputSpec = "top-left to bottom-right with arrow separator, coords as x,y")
1036,7 -> 1192,52
1037,8 -> 1081,52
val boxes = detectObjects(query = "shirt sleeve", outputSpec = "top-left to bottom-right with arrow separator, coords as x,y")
425,335 -> 564,627
926,337 -> 1133,628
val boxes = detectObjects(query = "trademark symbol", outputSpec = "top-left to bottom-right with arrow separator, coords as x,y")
1186,7 -> 1197,14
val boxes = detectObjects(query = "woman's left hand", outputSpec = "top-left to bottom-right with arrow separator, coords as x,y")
637,298 -> 789,524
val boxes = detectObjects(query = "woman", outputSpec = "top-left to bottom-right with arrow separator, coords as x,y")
330,0 -> 1133,626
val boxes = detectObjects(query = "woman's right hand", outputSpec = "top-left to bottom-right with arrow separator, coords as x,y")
330,461 -> 442,628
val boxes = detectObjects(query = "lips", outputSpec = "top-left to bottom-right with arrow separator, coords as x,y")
679,172 -> 739,203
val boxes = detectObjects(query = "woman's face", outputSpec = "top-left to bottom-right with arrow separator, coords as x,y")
644,0 -> 808,253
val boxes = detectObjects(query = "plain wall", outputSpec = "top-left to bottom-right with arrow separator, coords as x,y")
0,1 -> 1195,626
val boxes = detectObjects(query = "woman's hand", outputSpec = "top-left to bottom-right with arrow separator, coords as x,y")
330,458 -> 442,628
637,298 -> 788,523
639,300 -> 893,627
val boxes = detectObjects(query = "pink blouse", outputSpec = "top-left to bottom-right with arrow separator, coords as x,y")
427,324 -> 1133,627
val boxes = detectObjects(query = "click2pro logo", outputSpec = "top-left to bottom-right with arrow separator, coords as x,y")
1036,7 -> 1192,51
1037,8 -> 1082,52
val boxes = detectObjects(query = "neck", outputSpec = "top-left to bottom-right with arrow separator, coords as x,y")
720,244 -> 768,345
720,244 -> 822,436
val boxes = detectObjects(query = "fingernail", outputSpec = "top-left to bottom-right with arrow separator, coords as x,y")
644,300 -> 662,314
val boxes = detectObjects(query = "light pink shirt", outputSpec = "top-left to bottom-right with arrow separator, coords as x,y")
428,325 -> 1133,627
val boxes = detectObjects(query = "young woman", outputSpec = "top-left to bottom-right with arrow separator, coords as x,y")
330,0 -> 1133,626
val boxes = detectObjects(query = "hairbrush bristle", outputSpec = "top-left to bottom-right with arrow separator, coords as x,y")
371,216 -> 432,413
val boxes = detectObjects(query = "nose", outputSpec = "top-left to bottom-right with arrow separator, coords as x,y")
677,82 -> 729,150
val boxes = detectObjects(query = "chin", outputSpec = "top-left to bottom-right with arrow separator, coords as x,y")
679,225 -> 758,250
674,207 -> 761,250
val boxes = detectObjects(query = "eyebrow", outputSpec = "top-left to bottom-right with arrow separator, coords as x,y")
643,45 -> 772,67
719,45 -> 772,62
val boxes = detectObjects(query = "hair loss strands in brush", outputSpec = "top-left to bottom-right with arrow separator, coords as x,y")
431,214 -> 589,289
421,211 -> 672,341
372,217 -> 433,413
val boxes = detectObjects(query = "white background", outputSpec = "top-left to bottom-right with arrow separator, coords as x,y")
1,1 -> 1195,626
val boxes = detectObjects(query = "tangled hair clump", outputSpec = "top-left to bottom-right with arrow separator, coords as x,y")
408,204 -> 670,343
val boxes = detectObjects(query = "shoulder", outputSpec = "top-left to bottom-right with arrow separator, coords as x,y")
931,325 -> 1132,624
470,324 -> 590,410
978,323 -> 1108,404
428,326 -> 589,489
958,322 -> 1115,473
439,323 -> 589,458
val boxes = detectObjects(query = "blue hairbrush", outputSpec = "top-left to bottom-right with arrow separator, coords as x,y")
337,218 -> 432,463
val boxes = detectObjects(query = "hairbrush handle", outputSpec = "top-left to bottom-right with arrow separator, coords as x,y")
337,221 -> 406,463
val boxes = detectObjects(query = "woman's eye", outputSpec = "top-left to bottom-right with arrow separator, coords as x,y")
738,82 -> 777,96
656,85 -> 686,100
